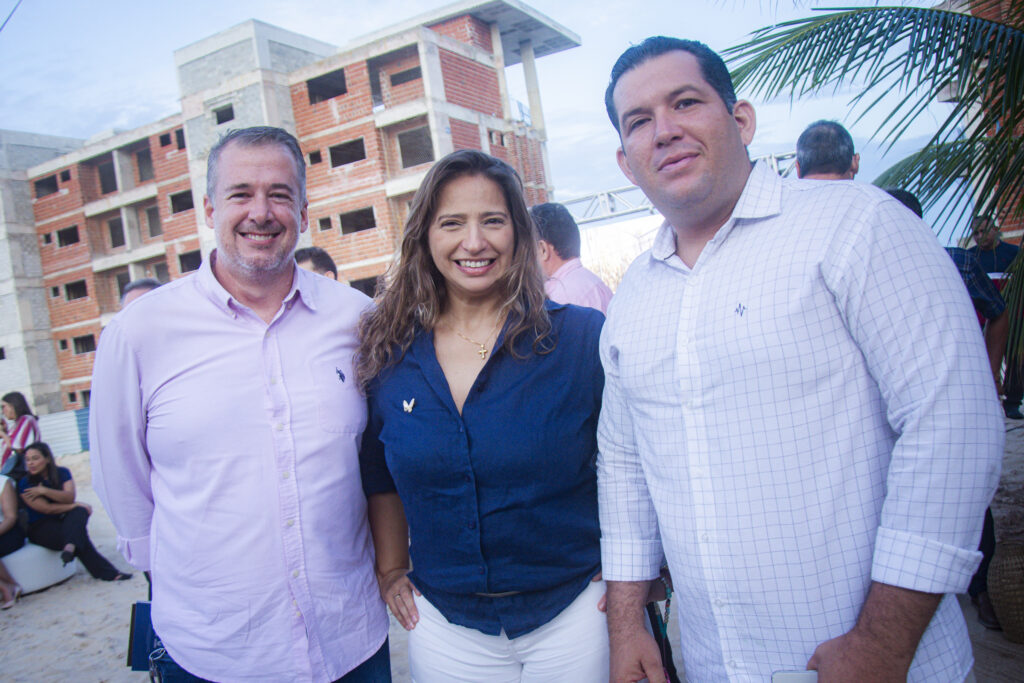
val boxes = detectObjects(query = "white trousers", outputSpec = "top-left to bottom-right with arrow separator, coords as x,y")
409,579 -> 609,683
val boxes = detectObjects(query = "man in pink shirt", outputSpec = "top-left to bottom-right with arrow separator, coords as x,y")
89,127 -> 389,682
531,202 -> 614,313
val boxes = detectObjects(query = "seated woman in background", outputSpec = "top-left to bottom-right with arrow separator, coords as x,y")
0,473 -> 25,608
358,149 -> 608,681
18,442 -> 131,582
1,391 -> 40,477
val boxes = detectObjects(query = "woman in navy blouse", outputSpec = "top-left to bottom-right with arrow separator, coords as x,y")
19,442 -> 130,581
357,150 -> 608,681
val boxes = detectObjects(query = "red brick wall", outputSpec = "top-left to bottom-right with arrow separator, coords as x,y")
292,61 -> 374,139
428,15 -> 493,53
169,237 -> 202,279
152,127 -> 189,180
376,51 -> 425,108
303,122 -> 387,206
309,191 -> 399,280
44,265 -> 99,329
36,212 -> 90,276
31,166 -> 82,222
450,119 -> 481,151
439,49 -> 502,117
159,179 -> 200,240
508,132 -> 548,196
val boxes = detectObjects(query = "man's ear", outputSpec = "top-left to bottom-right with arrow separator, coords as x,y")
204,196 -> 215,229
849,153 -> 860,179
732,100 -> 756,146
616,147 -> 637,185
794,161 -> 803,179
537,239 -> 552,263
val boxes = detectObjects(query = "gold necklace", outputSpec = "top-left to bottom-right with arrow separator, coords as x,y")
453,316 -> 502,360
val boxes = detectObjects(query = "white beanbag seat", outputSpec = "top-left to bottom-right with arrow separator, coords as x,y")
4,542 -> 77,593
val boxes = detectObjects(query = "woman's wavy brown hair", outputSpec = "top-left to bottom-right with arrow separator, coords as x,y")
357,149 -> 551,389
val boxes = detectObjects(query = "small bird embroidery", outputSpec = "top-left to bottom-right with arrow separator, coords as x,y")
403,398 -> 415,413
336,367 -> 346,382
735,303 -> 747,317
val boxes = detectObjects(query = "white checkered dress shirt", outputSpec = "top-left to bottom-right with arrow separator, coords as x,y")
598,162 -> 1003,681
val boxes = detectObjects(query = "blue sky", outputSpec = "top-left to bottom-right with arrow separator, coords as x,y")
0,0 -> 952,214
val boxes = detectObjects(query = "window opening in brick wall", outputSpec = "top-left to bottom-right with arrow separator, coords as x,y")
309,150 -> 322,165
350,276 -> 377,297
43,233 -> 52,245
340,207 -> 376,235
116,271 -> 131,298
154,263 -> 170,282
73,334 -> 96,354
60,169 -> 71,182
160,133 -> 172,147
68,392 -> 77,403
57,225 -> 79,247
398,127 -> 434,168
146,206 -> 162,237
307,68 -> 347,104
108,217 -> 126,248
82,390 -> 91,407
179,250 -> 201,273
65,280 -> 88,300
99,160 -> 118,194
59,339 -> 68,350
35,175 -> 58,198
170,190 -> 194,214
137,148 -> 154,182
329,139 -> 366,167
319,217 -> 332,231
51,286 -> 60,298
390,67 -> 422,86
214,105 -> 235,125
0,348 -> 5,360
175,129 -> 186,150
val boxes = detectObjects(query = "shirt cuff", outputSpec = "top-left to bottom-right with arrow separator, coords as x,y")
116,533 -> 151,571
872,527 -> 982,594
600,537 -> 663,582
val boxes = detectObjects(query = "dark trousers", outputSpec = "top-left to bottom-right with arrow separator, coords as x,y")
969,508 -> 996,598
0,524 -> 25,558
27,506 -> 119,580
149,637 -> 392,683
1006,360 -> 1023,410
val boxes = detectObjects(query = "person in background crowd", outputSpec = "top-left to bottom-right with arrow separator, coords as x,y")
358,149 -> 610,681
0,473 -> 25,608
18,441 -> 131,582
795,120 -> 859,180
530,202 -> 613,313
1,391 -> 39,478
295,246 -> 339,280
120,278 -> 162,308
969,215 -> 1023,420
599,36 -> 1001,682
90,126 -> 389,682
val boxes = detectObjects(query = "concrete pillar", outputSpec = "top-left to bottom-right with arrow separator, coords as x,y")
120,206 -> 138,250
519,40 -> 546,138
113,149 -> 136,192
491,23 -> 512,121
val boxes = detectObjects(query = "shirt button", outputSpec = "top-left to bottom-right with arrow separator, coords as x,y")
282,471 -> 290,480
295,611 -> 302,617
286,519 -> 294,527
292,600 -> 297,606
728,660 -> 736,669
715,598 -> 724,607
467,521 -> 476,530
275,423 -> 284,431
270,377 -> 278,385
701,533 -> 709,541
292,570 -> 299,578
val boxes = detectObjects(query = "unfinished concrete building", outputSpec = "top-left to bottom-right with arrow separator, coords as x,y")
9,0 -> 577,411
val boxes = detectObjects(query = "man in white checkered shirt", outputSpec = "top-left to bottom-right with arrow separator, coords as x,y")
597,37 -> 1003,683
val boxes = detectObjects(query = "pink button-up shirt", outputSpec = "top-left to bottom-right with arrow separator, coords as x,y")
89,256 -> 387,682
544,258 -> 613,313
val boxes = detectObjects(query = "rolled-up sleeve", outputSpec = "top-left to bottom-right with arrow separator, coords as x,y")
88,318 -> 153,570
596,308 -> 663,582
358,391 -> 397,497
826,199 -> 1003,593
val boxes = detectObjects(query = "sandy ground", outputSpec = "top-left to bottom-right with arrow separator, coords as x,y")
2,421 -> 1023,682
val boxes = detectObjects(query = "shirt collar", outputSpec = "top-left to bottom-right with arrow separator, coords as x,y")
196,250 -> 317,317
650,160 -> 784,263
549,257 -> 583,280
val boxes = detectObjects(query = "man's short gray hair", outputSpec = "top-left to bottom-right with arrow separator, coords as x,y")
795,120 -> 855,178
206,126 -> 306,203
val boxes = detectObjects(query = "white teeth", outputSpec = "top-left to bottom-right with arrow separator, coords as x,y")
244,233 -> 276,241
460,260 -> 491,268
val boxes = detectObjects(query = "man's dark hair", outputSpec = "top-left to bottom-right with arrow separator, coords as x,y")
796,121 -> 855,178
294,246 -> 337,278
605,36 -> 737,134
207,126 -> 305,202
529,203 -> 581,260
884,188 -> 923,218
121,277 -> 162,301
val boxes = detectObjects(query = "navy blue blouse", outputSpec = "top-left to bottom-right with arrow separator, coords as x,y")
360,302 -> 605,637
19,466 -> 73,525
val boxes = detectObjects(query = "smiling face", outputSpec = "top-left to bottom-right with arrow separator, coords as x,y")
204,141 -> 308,292
1,402 -> 13,420
613,50 -> 755,233
427,174 -> 515,305
24,447 -> 47,476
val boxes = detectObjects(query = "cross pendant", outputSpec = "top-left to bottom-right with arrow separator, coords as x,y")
477,346 -> 488,359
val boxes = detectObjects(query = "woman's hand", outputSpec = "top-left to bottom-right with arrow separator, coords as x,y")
76,502 -> 93,516
21,485 -> 44,502
378,568 -> 420,630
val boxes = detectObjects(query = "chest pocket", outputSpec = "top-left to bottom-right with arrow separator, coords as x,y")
310,357 -> 367,434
